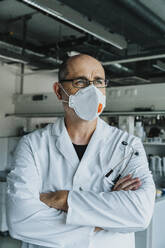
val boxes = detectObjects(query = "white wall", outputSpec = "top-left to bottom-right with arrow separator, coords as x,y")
0,64 -> 58,137
23,70 -> 58,93
105,83 -> 165,111
0,63 -> 26,137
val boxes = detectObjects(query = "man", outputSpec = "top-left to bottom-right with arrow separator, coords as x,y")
7,54 -> 155,248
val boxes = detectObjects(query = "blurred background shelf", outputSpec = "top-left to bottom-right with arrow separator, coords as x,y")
143,142 -> 165,146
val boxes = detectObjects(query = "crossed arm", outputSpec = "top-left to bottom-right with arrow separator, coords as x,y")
40,174 -> 141,231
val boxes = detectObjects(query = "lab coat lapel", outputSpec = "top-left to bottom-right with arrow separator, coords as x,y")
79,118 -> 106,164
52,118 -> 79,168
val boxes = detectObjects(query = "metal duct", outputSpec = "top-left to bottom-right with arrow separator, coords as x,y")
118,0 -> 165,34
102,53 -> 165,66
0,41 -> 61,68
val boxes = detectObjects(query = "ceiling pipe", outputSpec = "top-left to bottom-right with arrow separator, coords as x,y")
102,53 -> 165,65
118,0 -> 165,34
0,41 -> 62,68
20,15 -> 31,94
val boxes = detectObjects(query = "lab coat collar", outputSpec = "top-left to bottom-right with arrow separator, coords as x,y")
51,117 -> 109,168
51,117 -> 105,139
51,117 -> 65,136
53,117 -> 79,167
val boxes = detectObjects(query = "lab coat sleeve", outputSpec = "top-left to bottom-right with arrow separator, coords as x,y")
6,135 -> 93,248
66,138 -> 156,233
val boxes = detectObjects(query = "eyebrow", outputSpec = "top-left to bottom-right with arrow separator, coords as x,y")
73,76 -> 105,80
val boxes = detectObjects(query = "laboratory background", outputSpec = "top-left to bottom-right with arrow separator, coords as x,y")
0,0 -> 165,248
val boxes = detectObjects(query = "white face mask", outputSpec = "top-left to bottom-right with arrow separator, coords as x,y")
60,84 -> 106,121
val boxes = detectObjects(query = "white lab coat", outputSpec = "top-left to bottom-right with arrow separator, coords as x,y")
6,117 -> 155,248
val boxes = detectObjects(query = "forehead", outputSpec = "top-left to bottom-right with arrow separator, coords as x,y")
66,56 -> 105,78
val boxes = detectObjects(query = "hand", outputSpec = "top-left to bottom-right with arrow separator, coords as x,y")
94,227 -> 103,232
112,174 -> 141,191
40,190 -> 69,211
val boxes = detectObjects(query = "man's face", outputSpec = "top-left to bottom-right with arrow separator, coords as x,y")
60,55 -> 106,98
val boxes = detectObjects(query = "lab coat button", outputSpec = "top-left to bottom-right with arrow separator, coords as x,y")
79,187 -> 83,191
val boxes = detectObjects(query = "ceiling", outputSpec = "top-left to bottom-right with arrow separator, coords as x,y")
0,0 -> 165,86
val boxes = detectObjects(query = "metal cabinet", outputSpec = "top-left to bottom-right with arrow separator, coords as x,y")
0,138 -> 8,171
0,137 -> 20,171
135,143 -> 165,248
0,137 -> 20,232
7,137 -> 20,170
0,181 -> 7,232
135,197 -> 165,248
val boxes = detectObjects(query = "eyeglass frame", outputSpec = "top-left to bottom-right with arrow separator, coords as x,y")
60,77 -> 110,88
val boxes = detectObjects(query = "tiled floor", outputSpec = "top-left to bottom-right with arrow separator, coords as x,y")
0,234 -> 21,248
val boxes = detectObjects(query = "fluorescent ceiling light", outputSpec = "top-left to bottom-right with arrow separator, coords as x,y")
20,0 -> 127,50
67,51 -> 80,57
153,60 -> 165,72
114,63 -> 122,68
113,63 -> 129,71
0,54 -> 27,64
21,0 -> 63,17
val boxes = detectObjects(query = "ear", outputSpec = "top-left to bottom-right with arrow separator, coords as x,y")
53,82 -> 62,100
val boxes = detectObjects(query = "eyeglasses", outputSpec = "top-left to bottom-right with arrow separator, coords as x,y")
60,78 -> 110,88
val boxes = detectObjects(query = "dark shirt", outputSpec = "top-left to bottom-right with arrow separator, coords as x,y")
73,143 -> 88,161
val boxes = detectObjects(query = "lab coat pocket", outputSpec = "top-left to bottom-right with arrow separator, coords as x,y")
103,176 -> 114,192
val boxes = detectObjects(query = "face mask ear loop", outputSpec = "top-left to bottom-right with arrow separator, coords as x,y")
59,83 -> 70,103
59,83 -> 70,97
